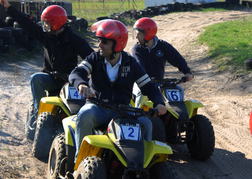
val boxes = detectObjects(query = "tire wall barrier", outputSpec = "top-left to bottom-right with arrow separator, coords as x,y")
0,19 -> 39,53
108,1 -> 241,20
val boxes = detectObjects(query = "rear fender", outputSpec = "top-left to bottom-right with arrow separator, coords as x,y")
37,97 -> 71,118
74,135 -> 127,170
62,115 -> 77,147
144,140 -> 172,168
184,100 -> 204,118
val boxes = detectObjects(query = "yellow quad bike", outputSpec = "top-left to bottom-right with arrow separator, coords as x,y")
28,72 -> 86,160
48,98 -> 178,179
131,77 -> 215,161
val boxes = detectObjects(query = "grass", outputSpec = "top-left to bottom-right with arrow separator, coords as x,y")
198,15 -> 252,73
72,0 -> 145,23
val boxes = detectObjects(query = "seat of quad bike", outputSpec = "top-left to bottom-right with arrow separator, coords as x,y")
64,99 -> 86,115
167,101 -> 189,120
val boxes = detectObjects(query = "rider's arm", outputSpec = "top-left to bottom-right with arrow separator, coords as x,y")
164,41 -> 192,75
69,54 -> 95,91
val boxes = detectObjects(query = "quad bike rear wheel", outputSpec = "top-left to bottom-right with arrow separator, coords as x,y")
149,117 -> 166,142
48,133 -> 66,179
187,115 -> 215,161
149,162 -> 178,179
32,112 -> 55,159
25,100 -> 36,141
75,156 -> 106,179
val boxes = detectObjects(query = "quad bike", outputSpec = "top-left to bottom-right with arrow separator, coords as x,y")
48,98 -> 178,179
131,77 -> 215,161
25,70 -> 86,159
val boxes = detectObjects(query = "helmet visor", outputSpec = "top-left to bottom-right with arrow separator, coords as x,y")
41,20 -> 52,32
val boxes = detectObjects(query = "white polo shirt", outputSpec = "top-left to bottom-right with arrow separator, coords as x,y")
104,53 -> 122,82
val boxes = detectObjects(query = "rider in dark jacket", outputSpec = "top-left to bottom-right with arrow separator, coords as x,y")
0,0 -> 94,139
69,20 -> 167,170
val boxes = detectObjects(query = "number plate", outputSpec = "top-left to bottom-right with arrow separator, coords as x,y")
69,87 -> 83,99
120,123 -> 141,141
165,89 -> 182,101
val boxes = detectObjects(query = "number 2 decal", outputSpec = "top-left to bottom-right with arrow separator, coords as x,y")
128,127 -> 134,137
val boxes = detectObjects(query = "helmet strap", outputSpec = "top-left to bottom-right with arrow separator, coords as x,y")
108,40 -> 117,60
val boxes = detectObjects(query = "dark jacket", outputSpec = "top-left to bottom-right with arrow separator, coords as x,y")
131,37 -> 191,79
6,5 -> 94,74
69,51 -> 165,107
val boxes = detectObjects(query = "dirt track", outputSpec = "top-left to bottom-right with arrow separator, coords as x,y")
1,9 -> 252,178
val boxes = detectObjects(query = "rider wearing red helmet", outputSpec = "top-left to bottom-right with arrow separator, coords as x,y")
69,19 -> 167,174
1,0 -> 94,139
41,5 -> 68,33
132,17 -> 193,107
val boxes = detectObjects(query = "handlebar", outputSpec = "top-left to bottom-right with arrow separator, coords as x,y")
151,76 -> 187,86
87,98 -> 157,119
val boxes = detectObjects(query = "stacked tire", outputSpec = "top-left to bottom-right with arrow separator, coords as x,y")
0,16 -> 39,53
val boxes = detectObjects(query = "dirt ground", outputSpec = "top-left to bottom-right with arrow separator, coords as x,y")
1,9 -> 252,179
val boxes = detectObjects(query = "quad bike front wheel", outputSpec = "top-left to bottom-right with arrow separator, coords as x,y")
75,156 -> 106,179
25,100 -> 36,141
149,117 -> 166,142
187,115 -> 215,161
149,162 -> 178,179
48,133 -> 66,179
32,112 -> 55,160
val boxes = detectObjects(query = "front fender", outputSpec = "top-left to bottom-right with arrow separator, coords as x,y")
62,115 -> 77,147
74,136 -> 173,171
144,140 -> 172,168
74,135 -> 126,170
185,100 -> 204,118
37,97 -> 71,117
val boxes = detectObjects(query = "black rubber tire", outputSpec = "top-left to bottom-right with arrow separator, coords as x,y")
48,133 -> 66,179
5,16 -> 15,27
245,58 -> 252,70
13,21 -> 21,28
75,156 -> 106,179
0,28 -> 12,38
25,100 -> 36,141
0,45 -> 9,53
67,15 -> 77,21
23,40 -> 38,51
96,16 -> 109,21
2,27 -> 22,37
149,162 -> 178,179
32,112 -> 55,160
187,115 -> 215,161
149,117 -> 166,142
3,37 -> 15,45
15,35 -> 28,44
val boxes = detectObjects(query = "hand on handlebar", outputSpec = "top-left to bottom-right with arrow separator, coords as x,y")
184,73 -> 194,82
155,104 -> 167,116
78,84 -> 96,99
0,0 -> 10,8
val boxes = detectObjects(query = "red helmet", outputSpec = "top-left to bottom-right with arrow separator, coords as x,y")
91,19 -> 128,52
133,17 -> 157,41
41,5 -> 67,31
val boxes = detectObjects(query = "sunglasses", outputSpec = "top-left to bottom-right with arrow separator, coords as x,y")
98,39 -> 108,45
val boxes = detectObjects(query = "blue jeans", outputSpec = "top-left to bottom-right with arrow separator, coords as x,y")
30,72 -> 58,118
75,102 -> 152,161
